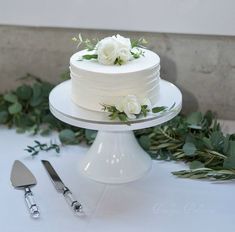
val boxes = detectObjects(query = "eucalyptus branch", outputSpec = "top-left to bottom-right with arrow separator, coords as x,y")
1,75 -> 235,181
25,140 -> 60,156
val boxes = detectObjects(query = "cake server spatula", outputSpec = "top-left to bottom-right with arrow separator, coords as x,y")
10,160 -> 40,218
41,160 -> 83,215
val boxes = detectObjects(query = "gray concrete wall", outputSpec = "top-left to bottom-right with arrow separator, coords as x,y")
0,25 -> 234,119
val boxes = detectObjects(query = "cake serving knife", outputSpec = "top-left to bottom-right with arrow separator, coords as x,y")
10,160 -> 40,218
41,160 -> 83,215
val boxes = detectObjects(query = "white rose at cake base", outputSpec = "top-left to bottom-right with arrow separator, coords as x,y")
115,95 -> 142,119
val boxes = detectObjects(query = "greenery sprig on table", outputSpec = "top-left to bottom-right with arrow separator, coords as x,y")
0,74 -> 235,180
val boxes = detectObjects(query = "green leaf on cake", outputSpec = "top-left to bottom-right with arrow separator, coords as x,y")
131,37 -> 148,48
82,54 -> 98,60
118,113 -> 128,122
152,106 -> 167,113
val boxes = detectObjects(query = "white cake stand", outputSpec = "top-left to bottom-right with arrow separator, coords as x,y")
49,80 -> 182,184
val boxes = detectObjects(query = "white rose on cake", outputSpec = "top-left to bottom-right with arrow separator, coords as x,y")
118,47 -> 132,64
96,37 -> 119,65
96,34 -> 132,65
113,34 -> 132,63
115,95 -> 141,119
112,34 -> 132,50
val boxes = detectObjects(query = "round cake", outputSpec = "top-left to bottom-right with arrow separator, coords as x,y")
70,48 -> 161,112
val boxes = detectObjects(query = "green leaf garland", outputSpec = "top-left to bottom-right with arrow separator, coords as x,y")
1,73 -> 235,181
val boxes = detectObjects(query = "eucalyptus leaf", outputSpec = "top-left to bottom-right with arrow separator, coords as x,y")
85,129 -> 97,142
190,161 -> 204,169
183,142 -> 197,156
186,112 -> 202,125
4,93 -> 18,103
16,85 -> 32,100
8,102 -> 22,114
30,83 -> 43,107
14,114 -> 35,128
138,135 -> 151,150
59,129 -> 77,144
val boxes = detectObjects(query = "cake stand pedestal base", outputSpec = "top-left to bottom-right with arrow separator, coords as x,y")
79,131 -> 152,184
49,80 -> 182,184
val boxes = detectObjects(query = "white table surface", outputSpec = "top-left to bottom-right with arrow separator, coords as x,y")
1,125 -> 235,232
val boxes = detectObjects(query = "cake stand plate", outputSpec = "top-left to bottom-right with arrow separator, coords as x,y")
49,80 -> 182,184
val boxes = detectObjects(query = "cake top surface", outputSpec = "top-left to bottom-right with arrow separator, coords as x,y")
70,48 -> 160,74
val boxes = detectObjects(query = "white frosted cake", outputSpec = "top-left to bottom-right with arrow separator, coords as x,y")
70,35 -> 160,116
70,35 -> 161,114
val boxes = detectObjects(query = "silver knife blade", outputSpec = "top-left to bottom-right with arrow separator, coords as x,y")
41,160 -> 84,215
11,160 -> 37,188
41,160 -> 65,192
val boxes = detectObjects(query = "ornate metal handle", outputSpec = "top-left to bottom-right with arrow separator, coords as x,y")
24,187 -> 40,218
63,187 -> 83,215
